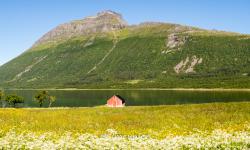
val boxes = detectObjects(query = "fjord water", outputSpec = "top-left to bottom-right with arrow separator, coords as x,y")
3,90 -> 250,107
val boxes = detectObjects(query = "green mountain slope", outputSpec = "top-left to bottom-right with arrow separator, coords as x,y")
1,11 -> 250,89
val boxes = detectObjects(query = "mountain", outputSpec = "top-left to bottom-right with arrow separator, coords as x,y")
0,10 -> 250,89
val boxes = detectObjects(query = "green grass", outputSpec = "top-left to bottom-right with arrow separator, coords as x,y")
0,102 -> 249,138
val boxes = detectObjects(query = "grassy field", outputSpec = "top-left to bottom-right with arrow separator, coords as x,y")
0,102 -> 249,137
0,102 -> 249,149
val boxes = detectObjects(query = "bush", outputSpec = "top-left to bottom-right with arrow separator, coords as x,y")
5,94 -> 24,107
34,91 -> 56,107
0,90 -> 4,101
34,91 -> 48,107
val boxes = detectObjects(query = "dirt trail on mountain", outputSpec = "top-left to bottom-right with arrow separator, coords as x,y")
87,31 -> 118,74
8,55 -> 47,82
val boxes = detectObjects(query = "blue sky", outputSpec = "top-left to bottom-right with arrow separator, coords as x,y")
0,0 -> 250,65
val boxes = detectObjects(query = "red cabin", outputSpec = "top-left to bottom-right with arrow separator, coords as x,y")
107,95 -> 125,107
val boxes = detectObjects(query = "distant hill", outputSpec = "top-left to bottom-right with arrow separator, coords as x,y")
1,10 -> 250,89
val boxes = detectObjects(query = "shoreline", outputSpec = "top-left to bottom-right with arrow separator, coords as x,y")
1,101 -> 250,109
5,88 -> 250,91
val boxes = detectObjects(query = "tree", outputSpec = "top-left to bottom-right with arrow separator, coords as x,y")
34,91 -> 56,107
5,94 -> 24,107
34,91 -> 48,107
0,90 -> 3,101
0,90 -> 4,107
48,96 -> 56,107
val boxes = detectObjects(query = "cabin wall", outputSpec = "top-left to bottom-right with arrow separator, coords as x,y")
107,96 -> 125,107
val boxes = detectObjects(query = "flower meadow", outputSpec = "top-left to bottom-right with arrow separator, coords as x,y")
0,102 -> 249,149
0,129 -> 249,149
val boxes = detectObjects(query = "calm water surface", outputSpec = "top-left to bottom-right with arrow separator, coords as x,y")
3,90 -> 250,107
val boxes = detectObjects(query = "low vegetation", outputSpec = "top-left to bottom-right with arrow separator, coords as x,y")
0,102 -> 249,149
0,90 -> 56,108
0,24 -> 250,89
5,94 -> 24,107
0,102 -> 248,136
34,90 -> 56,107
0,90 -> 3,101
0,90 -> 24,107
0,129 -> 249,149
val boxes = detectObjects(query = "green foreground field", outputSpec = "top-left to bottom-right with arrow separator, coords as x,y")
0,102 -> 249,138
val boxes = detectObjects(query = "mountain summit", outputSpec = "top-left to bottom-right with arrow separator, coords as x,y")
0,11 -> 250,89
33,10 -> 127,47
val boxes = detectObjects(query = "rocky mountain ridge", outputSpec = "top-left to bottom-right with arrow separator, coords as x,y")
32,10 -> 127,48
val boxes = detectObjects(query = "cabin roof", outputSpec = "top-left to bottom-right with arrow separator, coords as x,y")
114,95 -> 126,104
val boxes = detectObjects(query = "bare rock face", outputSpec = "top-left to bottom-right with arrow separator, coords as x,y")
166,34 -> 185,49
33,10 -> 128,47
161,33 -> 188,54
174,55 -> 203,74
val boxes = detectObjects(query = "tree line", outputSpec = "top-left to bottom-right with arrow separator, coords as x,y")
0,90 -> 56,108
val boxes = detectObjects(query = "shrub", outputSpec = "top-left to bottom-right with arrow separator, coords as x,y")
0,90 -> 4,101
5,94 -> 24,107
34,91 -> 49,107
34,91 -> 56,107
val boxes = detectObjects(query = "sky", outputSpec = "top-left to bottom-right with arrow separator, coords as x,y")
0,0 -> 250,66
